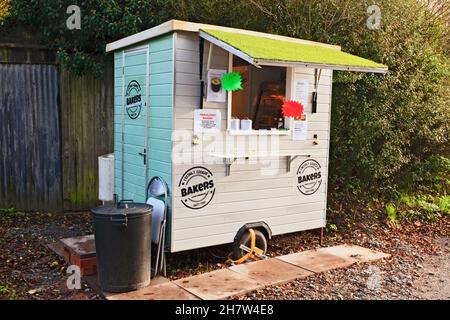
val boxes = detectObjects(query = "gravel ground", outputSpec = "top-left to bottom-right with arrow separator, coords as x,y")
0,212 -> 99,300
233,218 -> 449,300
0,210 -> 448,300
409,237 -> 450,300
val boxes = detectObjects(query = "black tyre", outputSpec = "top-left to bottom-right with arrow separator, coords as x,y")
232,229 -> 267,260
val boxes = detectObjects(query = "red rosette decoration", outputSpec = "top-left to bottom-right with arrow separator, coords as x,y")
282,100 -> 304,118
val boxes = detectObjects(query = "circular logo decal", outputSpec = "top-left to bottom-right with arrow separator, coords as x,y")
125,80 -> 142,119
297,159 -> 322,195
179,167 -> 215,210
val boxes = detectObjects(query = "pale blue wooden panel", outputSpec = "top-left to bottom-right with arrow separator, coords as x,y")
148,159 -> 171,175
114,34 -> 174,214
149,117 -> 172,129
149,106 -> 173,118
124,65 -> 147,77
114,49 -> 123,198
150,50 -> 173,63
150,149 -> 172,163
123,161 -> 147,178
114,123 -> 147,136
124,52 -> 147,66
148,138 -> 172,152
149,83 -> 172,96
115,151 -> 142,165
150,61 -> 173,74
124,133 -> 147,148
149,127 -> 172,141
116,48 -> 148,199
149,72 -> 172,85
149,96 -> 172,108
150,35 -> 173,52
147,34 -> 173,230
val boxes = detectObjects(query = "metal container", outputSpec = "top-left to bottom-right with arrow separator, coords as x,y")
98,154 -> 115,202
91,201 -> 152,293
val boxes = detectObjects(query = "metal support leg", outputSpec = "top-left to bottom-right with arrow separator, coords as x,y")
226,163 -> 231,176
154,222 -> 163,278
320,227 -> 324,246
286,156 -> 292,173
287,155 -> 311,173
225,158 -> 236,177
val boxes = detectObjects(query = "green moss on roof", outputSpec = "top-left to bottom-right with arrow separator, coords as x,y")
202,29 -> 387,70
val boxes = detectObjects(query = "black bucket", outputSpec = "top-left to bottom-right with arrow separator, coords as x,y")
91,201 -> 152,293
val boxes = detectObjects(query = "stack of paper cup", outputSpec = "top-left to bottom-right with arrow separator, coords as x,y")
240,119 -> 252,131
231,118 -> 241,131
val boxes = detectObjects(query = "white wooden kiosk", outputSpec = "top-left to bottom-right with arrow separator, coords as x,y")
106,20 -> 387,260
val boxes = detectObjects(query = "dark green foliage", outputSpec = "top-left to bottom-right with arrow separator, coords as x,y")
0,208 -> 17,217
2,0 -> 448,198
175,0 -> 450,197
1,0 -> 174,76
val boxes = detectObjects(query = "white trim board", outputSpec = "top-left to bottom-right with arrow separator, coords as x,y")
256,59 -> 388,74
106,20 -> 341,53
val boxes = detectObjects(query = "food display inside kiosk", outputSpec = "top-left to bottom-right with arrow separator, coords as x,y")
230,56 -> 287,132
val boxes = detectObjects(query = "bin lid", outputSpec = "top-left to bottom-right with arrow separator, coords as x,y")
91,202 -> 152,217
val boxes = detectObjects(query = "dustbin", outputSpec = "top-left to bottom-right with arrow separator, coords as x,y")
91,201 -> 152,293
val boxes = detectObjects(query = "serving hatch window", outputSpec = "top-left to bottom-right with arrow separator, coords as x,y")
230,56 -> 287,132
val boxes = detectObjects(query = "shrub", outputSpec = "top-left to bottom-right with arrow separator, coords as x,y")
2,0 -> 448,199
176,0 -> 449,198
385,203 -> 398,224
0,0 -> 174,76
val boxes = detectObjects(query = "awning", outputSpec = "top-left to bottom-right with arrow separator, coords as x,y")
199,29 -> 388,73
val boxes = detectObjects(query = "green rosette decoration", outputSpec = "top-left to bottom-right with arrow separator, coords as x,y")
221,71 -> 243,91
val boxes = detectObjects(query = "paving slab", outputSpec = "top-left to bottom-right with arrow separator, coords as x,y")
229,258 -> 313,286
47,241 -> 65,258
318,244 -> 391,263
107,281 -> 199,300
83,244 -> 390,300
174,269 -> 263,300
85,276 -> 196,300
276,250 -> 355,273
60,234 -> 96,258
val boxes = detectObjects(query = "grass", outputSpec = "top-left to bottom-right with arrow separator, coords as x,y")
394,194 -> 449,222
0,285 -> 18,300
327,223 -> 338,232
437,196 -> 450,213
202,29 -> 387,70
385,203 -> 398,225
0,208 -> 23,218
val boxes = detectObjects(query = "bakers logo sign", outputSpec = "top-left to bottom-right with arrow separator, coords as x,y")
297,159 -> 323,195
125,80 -> 142,119
179,167 -> 215,210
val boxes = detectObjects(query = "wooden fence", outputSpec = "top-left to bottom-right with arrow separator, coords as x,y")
0,43 -> 114,212
61,67 -> 114,211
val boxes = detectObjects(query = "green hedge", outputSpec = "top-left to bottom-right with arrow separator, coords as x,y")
176,0 -> 450,197
2,0 -> 449,198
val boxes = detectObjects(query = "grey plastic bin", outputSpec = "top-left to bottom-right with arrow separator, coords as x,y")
91,201 -> 152,293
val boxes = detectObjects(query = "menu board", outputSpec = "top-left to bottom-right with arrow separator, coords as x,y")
207,69 -> 227,103
292,115 -> 308,141
294,80 -> 309,110
194,109 -> 222,133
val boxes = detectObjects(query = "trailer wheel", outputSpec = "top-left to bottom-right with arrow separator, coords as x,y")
232,229 -> 267,260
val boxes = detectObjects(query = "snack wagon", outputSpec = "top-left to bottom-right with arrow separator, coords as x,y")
106,20 -> 387,257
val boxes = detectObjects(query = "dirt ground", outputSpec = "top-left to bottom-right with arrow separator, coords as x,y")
0,210 -> 448,300
410,237 -> 450,300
